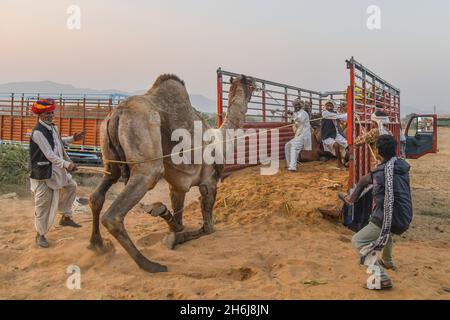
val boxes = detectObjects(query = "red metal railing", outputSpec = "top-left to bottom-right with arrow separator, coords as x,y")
216,68 -> 346,171
217,68 -> 346,126
0,93 -> 118,152
218,59 -> 401,180
346,57 -> 401,187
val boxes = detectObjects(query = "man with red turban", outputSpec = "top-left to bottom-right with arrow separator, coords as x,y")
30,98 -> 85,248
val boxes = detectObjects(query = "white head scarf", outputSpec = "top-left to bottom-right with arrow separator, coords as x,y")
371,112 -> 390,135
323,100 -> 336,110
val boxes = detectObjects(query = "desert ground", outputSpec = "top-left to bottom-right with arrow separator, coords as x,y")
0,129 -> 449,300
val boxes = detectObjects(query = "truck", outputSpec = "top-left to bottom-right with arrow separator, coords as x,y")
1,57 -> 438,181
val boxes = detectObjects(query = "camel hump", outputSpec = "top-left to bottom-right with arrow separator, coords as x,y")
152,74 -> 185,88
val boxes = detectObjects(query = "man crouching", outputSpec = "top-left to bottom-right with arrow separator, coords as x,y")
339,135 -> 413,289
30,98 -> 85,248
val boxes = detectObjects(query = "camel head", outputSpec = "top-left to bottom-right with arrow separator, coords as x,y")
228,75 -> 256,113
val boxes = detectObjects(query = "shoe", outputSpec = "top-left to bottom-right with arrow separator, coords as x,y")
363,278 -> 393,290
59,216 -> 82,228
338,192 -> 353,205
36,233 -> 49,248
377,259 -> 397,271
318,208 -> 340,220
287,168 -> 297,172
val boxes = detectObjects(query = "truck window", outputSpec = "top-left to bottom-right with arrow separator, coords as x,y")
408,117 -> 418,136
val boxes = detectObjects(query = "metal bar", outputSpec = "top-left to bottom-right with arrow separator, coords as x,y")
262,83 -> 266,122
10,93 -> 14,141
59,94 -> 63,131
218,69 -> 322,95
20,94 -> 24,141
347,63 -> 355,188
362,70 -> 367,174
82,95 -> 86,145
284,88 -> 288,123
217,69 -> 223,127
346,57 -> 401,93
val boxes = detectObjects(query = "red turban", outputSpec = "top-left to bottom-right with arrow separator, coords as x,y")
32,98 -> 57,114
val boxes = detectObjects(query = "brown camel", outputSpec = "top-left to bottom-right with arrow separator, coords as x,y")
89,74 -> 255,273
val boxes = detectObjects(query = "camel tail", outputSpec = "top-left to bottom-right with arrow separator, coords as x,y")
106,110 -> 130,183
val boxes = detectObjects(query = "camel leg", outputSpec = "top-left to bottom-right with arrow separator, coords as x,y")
165,184 -> 217,249
199,184 -> 216,234
149,186 -> 185,233
170,186 -> 186,229
146,202 -> 183,232
88,164 -> 120,250
101,170 -> 167,273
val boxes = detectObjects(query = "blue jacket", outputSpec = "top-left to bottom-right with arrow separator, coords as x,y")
370,159 -> 413,235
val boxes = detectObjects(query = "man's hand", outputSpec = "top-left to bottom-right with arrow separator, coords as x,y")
73,131 -> 86,142
67,162 -> 78,172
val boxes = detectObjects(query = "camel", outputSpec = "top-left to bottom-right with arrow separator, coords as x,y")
298,126 -> 325,162
89,74 -> 255,273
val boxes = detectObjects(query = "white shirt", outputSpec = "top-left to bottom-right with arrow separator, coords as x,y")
322,109 -> 347,137
291,109 -> 312,151
292,109 -> 311,137
322,109 -> 348,121
30,120 -> 74,190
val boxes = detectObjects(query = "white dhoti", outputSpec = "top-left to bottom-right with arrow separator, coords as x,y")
31,178 -> 77,236
30,120 -> 78,236
285,133 -> 312,170
322,133 -> 348,158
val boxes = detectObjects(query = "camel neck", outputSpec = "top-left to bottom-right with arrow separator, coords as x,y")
220,97 -> 246,131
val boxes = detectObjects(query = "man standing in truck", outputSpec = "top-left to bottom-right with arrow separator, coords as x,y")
321,100 -> 348,168
284,98 -> 312,172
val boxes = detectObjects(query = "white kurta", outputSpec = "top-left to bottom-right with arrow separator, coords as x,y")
30,120 -> 77,236
321,110 -> 348,157
285,109 -> 312,170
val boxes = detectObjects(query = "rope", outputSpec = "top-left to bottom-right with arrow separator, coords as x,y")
1,159 -> 111,175
103,122 -> 297,165
354,113 -> 378,164
104,84 -> 325,166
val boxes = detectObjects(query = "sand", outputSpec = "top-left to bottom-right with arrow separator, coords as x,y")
1,129 -> 449,300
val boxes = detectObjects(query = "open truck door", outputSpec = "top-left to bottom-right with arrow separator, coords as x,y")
405,114 -> 438,159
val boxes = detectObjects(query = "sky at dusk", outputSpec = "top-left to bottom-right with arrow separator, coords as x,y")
1,0 -> 449,113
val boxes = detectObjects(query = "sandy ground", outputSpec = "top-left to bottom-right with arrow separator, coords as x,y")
0,129 -> 449,300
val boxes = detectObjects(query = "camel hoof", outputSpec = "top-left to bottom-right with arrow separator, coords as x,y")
88,238 -> 103,250
146,202 -> 167,217
162,232 -> 177,250
88,240 -> 113,255
139,259 -> 168,273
